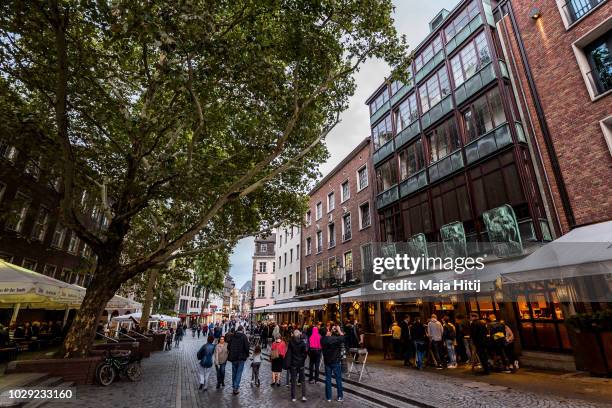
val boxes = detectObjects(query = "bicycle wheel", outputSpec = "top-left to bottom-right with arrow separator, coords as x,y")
96,363 -> 116,386
126,362 -> 143,382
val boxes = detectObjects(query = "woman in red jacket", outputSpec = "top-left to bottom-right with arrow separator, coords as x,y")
270,334 -> 286,386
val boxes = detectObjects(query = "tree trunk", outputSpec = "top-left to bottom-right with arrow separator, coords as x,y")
139,268 -> 159,332
200,288 -> 210,323
60,268 -> 120,358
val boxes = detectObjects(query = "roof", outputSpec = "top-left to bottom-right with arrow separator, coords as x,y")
240,280 -> 252,292
308,137 -> 370,195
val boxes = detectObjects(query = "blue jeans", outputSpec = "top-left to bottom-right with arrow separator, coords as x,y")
231,360 -> 245,390
414,340 -> 426,369
216,362 -> 226,386
446,339 -> 457,365
324,362 -> 343,400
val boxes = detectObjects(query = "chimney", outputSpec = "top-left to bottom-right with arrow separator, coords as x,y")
429,9 -> 450,32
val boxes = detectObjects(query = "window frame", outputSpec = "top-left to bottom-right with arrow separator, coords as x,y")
357,165 -> 369,191
461,86 -> 507,143
398,139 -> 426,181
341,180 -> 350,203
342,212 -> 352,242
426,117 -> 461,164
571,18 -> 612,101
418,67 -> 451,113
315,202 -> 323,220
450,31 -> 492,88
327,191 -> 335,212
359,201 -> 371,229
372,115 -> 393,150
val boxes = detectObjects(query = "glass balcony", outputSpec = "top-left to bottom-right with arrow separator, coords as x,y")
464,122 -> 512,164
428,150 -> 464,183
445,14 -> 484,54
395,121 -> 421,150
372,138 -> 395,166
454,62 -> 497,106
414,50 -> 445,84
370,100 -> 391,125
399,169 -> 428,197
390,83 -> 413,107
376,184 -> 399,209
421,95 -> 453,130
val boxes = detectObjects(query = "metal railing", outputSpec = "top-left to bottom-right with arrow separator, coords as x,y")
561,0 -> 605,25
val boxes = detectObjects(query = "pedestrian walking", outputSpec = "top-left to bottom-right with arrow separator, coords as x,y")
321,325 -> 344,402
443,316 -> 457,368
197,325 -> 201,339
192,324 -> 196,338
502,320 -> 519,371
287,330 -> 307,402
307,326 -> 322,383
227,325 -> 249,395
390,321 -> 402,359
488,314 -> 511,373
165,328 -> 174,351
470,313 -> 490,375
196,336 -> 216,391
270,334 -> 286,386
175,325 -> 183,348
250,345 -> 262,387
427,314 -> 446,368
214,335 -> 229,388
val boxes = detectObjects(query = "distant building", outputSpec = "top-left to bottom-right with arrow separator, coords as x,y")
274,225 -> 301,302
251,234 -> 276,309
222,275 -> 235,318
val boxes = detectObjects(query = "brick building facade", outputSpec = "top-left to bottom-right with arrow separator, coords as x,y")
495,0 -> 612,233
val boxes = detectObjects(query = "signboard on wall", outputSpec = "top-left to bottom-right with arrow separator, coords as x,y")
483,204 -> 523,257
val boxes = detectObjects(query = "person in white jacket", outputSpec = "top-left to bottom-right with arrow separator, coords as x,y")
427,314 -> 445,368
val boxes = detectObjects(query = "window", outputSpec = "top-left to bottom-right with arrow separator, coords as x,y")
284,252 -> 287,266
290,227 -> 294,239
462,87 -> 506,142
399,139 -> 425,180
370,89 -> 389,113
415,34 -> 443,71
260,243 -> 267,252
584,30 -> 612,96
30,206 -> 50,242
81,244 -> 92,259
277,279 -> 280,295
43,264 -> 57,278
359,202 -> 371,229
67,232 -> 80,254
258,262 -> 267,273
357,166 -> 369,191
444,1 -> 480,40
271,280 -> 275,297
316,262 -> 323,281
296,272 -> 300,287
344,251 -> 353,273
372,115 -> 393,150
5,192 -> 31,233
0,141 -> 18,163
278,256 -> 282,268
316,231 -> 323,253
51,224 -> 66,248
342,213 -> 352,241
289,274 -> 293,292
562,0 -> 606,26
390,79 -> 408,95
283,277 -> 287,293
328,223 -> 336,248
305,210 -> 312,226
306,237 -> 312,255
327,192 -> 335,212
361,243 -> 374,276
418,67 -> 451,113
273,261 -> 276,273
426,117 -> 461,163
341,181 -> 350,202
60,268 -> 72,283
22,258 -> 38,271
257,281 -> 265,298
290,248 -> 293,263
451,32 -> 491,87
24,156 -> 41,180
375,159 -> 398,192
296,244 -> 300,259
316,202 -> 322,220
395,93 -> 419,133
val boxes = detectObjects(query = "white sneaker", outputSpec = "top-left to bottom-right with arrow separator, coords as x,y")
302,397 -> 307,401
292,398 -> 296,402
514,360 -> 519,369
337,398 -> 344,402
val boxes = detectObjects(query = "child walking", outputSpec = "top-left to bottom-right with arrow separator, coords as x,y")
251,345 -> 262,387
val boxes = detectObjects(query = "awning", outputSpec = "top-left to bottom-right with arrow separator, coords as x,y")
502,220 -> 612,283
252,296 -> 335,313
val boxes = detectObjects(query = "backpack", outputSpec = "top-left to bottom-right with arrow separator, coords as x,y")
490,322 -> 506,342
444,323 -> 456,340
200,343 -> 215,368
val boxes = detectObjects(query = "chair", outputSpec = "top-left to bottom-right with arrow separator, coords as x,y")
347,348 -> 371,382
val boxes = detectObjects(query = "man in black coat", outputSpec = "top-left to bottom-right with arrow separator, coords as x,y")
288,330 -> 308,402
469,313 -> 490,374
321,326 -> 345,402
227,325 -> 249,395
399,315 -> 413,366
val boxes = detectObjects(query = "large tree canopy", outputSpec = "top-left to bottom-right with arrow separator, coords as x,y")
0,0 -> 409,357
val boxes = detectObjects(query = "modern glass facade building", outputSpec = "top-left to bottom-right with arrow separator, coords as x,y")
366,0 -> 554,249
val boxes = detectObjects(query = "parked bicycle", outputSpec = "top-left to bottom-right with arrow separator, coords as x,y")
96,349 -> 143,386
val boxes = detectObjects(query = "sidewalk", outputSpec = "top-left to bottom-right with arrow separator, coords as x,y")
356,351 -> 612,407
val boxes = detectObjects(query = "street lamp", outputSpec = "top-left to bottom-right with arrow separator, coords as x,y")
331,264 -> 345,324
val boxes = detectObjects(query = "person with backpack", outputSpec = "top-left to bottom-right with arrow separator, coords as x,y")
270,334 -> 286,386
442,316 -> 457,368
196,336 -> 216,391
214,335 -> 229,388
488,314 -> 511,373
227,325 -> 250,395
321,325 -> 345,402
250,345 -> 262,387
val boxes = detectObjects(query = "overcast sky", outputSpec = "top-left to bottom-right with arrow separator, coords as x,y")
230,0 -> 460,288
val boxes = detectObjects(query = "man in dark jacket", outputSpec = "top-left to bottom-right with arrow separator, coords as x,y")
469,313 -> 490,374
288,330 -> 308,402
227,325 -> 249,395
410,317 -> 427,370
399,315 -> 413,366
321,326 -> 344,402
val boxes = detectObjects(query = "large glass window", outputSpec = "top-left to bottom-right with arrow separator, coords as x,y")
415,34 -> 443,72
564,0 -> 606,24
372,115 -> 393,149
444,1 -> 480,40
370,89 -> 389,113
426,118 -> 460,163
398,139 -> 425,180
585,31 -> 612,96
5,192 -> 31,232
462,87 -> 506,142
401,192 -> 432,238
376,159 -> 398,192
394,93 -> 419,133
451,32 -> 491,87
431,175 -> 472,230
419,67 -> 451,113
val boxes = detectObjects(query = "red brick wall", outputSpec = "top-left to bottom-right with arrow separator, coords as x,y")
503,1 -> 612,232
301,140 -> 375,285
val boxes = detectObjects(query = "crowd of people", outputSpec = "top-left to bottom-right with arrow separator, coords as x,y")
389,312 -> 518,374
